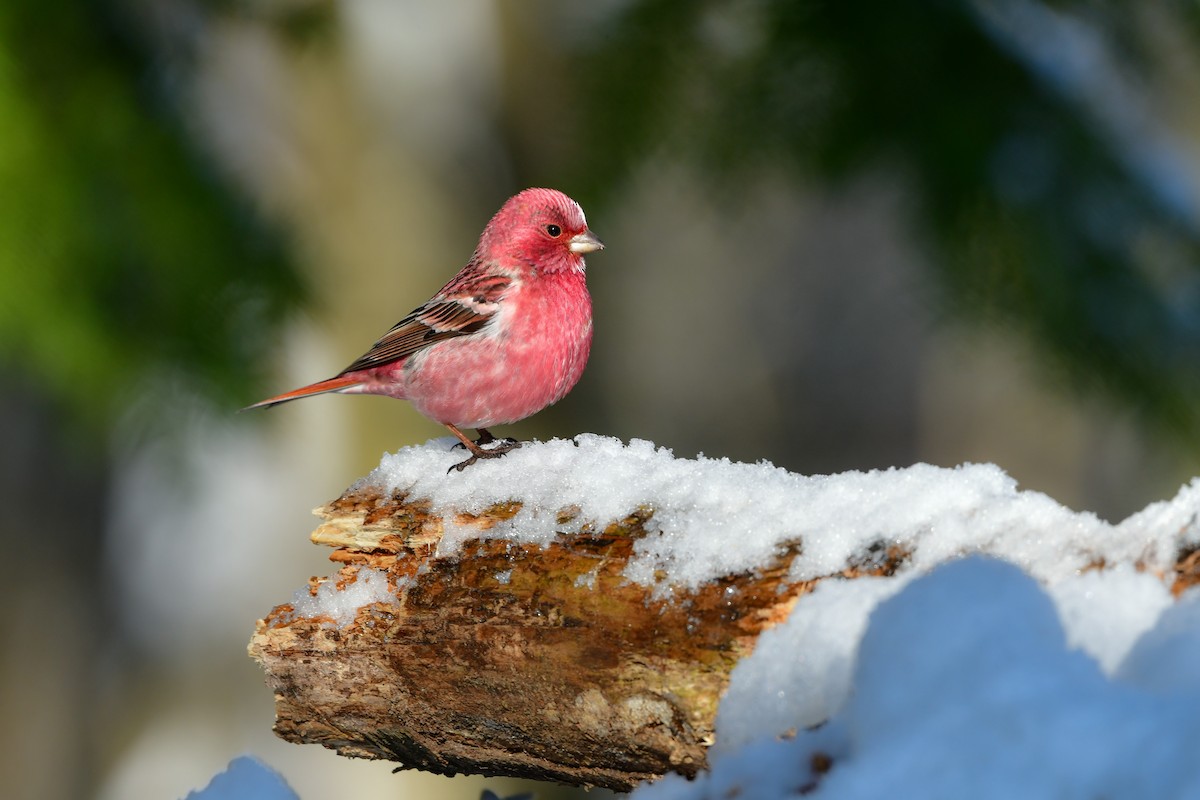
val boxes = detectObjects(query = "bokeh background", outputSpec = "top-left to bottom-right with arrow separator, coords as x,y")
3,1 -> 1200,798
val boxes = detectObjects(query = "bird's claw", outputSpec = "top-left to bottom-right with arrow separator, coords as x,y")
452,436 -> 519,451
447,439 -> 523,473
453,428 -> 519,451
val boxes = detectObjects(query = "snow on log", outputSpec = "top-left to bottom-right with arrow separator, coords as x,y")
248,435 -> 1200,793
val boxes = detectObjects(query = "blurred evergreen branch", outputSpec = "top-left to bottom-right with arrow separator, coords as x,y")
0,0 -> 303,436
570,0 -> 1200,444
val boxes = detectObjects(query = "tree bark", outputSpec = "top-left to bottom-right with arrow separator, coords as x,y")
247,480 -> 851,792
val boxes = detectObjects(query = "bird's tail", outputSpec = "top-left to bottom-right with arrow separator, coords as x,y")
242,375 -> 363,411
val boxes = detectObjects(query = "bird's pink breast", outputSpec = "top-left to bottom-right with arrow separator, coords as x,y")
382,270 -> 592,429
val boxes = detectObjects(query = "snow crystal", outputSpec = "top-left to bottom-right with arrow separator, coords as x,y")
287,568 -> 395,628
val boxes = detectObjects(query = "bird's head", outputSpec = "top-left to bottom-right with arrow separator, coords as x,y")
480,188 -> 604,275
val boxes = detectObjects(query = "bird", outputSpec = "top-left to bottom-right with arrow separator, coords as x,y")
246,188 -> 604,471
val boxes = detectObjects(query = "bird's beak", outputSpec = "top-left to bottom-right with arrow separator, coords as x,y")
568,230 -> 605,254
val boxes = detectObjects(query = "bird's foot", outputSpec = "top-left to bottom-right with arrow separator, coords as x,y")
444,424 -> 523,472
448,439 -> 523,472
473,428 -> 519,448
451,427 -> 519,451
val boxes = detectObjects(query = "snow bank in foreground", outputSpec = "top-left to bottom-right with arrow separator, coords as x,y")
637,559 -> 1200,799
186,756 -> 297,800
357,436 -> 1200,798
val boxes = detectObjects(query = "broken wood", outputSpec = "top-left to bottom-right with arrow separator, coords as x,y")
247,480 -> 857,792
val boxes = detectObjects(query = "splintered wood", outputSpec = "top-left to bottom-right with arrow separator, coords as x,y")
248,482 -> 825,792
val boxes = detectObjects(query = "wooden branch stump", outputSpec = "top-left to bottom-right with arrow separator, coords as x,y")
248,481 -> 846,792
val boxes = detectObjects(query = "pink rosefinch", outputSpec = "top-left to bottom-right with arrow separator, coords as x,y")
246,188 -> 604,471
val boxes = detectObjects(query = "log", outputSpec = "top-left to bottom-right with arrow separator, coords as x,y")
248,485 -> 861,791
247,438 -> 1200,793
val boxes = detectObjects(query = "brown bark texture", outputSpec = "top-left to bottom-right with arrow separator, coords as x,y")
248,477 -> 1200,793
249,477 -> 833,792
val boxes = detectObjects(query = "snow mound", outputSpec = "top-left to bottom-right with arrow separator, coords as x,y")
186,756 -> 297,800
639,557 -> 1200,799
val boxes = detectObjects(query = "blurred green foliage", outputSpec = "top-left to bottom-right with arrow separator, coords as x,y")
569,0 -> 1200,444
0,0 -> 302,436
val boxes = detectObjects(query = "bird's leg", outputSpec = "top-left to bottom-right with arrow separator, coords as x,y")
444,424 -> 522,472
474,427 -> 520,448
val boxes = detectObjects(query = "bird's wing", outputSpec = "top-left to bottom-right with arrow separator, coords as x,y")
338,272 -> 511,374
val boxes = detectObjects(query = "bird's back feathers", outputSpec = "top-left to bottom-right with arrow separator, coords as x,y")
339,270 -> 511,374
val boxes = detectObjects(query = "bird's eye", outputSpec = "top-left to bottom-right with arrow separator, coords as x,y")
545,224 -> 562,237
